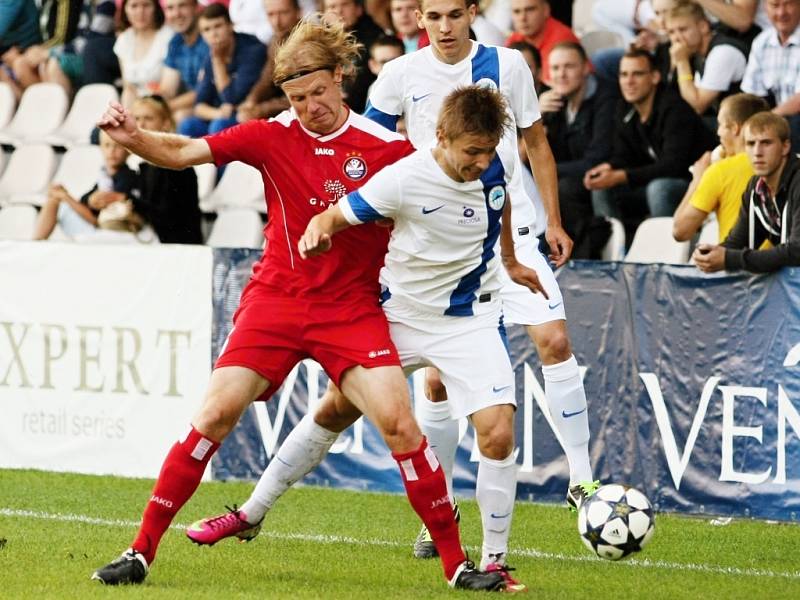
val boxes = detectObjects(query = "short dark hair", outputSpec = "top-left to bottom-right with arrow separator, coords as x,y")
550,40 -> 589,63
621,46 -> 657,71
721,93 -> 770,126
508,40 -> 542,71
120,0 -> 165,30
199,2 -> 231,23
371,34 -> 405,56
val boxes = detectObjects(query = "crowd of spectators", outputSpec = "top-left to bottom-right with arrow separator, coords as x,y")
0,0 -> 798,271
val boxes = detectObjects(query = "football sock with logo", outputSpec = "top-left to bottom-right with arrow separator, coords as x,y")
131,426 -> 219,565
416,396 -> 459,499
542,355 -> 593,484
476,451 -> 518,569
241,413 -> 339,523
393,437 -> 466,580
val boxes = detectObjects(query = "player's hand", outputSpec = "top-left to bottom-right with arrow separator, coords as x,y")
545,224 -> 573,267
97,101 -> 138,145
692,243 -> 726,273
298,220 -> 333,258
506,262 -> 549,299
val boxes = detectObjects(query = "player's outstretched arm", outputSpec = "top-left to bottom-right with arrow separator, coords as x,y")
500,197 -> 549,298
97,101 -> 212,169
298,204 -> 353,259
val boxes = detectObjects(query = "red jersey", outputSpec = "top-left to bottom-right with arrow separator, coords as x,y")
205,109 -> 413,302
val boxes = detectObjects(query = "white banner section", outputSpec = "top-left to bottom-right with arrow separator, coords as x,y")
0,242 -> 212,479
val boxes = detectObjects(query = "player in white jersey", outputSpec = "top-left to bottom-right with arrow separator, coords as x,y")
362,0 -> 598,558
299,85 -> 541,590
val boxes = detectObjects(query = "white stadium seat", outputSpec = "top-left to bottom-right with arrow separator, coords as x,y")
580,29 -> 626,57
194,162 -> 218,211
50,145 -> 105,200
0,144 -> 57,206
601,216 -> 626,261
697,215 -> 720,246
0,83 -> 68,146
0,204 -> 38,240
202,161 -> 264,213
624,217 -> 691,264
206,207 -> 264,248
45,83 -> 118,147
0,82 -> 17,130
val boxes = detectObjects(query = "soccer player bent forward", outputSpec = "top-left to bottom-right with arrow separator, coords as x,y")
90,20 -> 504,592
188,85 -> 546,592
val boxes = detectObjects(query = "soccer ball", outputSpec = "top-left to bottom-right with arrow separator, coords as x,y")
577,484 -> 655,560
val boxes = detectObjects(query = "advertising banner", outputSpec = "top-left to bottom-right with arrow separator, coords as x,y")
212,252 -> 800,521
0,242 -> 213,479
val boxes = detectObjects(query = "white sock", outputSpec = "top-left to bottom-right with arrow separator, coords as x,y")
415,396 -> 458,499
476,451 -> 518,570
542,355 -> 593,485
240,413 -> 339,523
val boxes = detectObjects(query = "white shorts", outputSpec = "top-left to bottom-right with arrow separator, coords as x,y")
499,228 -> 566,326
384,299 -> 516,420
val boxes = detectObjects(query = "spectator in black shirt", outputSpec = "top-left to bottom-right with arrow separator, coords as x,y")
540,41 -> 618,258
585,48 -> 716,232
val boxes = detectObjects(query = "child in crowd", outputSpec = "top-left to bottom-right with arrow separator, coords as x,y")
32,130 -> 138,240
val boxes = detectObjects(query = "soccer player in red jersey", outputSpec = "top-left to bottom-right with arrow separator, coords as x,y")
90,19 -> 505,592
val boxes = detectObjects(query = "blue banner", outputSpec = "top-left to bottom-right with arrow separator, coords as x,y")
211,250 -> 800,522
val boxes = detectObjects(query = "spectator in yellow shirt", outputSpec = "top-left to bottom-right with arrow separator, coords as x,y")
673,93 -> 769,242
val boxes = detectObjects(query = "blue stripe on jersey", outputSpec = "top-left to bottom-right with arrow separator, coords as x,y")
379,287 -> 392,305
444,156 -> 506,316
364,101 -> 399,131
346,190 -> 386,223
471,44 -> 500,87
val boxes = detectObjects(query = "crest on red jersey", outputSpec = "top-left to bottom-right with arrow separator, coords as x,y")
343,152 -> 368,181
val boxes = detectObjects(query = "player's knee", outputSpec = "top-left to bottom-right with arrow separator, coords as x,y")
194,394 -> 246,439
476,422 -> 514,460
314,394 -> 359,433
424,368 -> 448,402
538,329 -> 572,364
380,411 -> 422,452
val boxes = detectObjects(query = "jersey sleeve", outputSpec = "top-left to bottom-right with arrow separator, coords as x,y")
689,162 -> 723,213
203,120 -> 271,168
506,50 -> 541,129
363,59 -> 404,130
339,165 -> 402,224
696,45 -> 746,92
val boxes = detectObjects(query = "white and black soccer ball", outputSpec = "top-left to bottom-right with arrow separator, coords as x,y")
577,484 -> 655,561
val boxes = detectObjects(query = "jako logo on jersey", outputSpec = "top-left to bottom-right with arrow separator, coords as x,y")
368,348 -> 392,358
150,495 -> 173,508
343,153 -> 368,180
488,185 -> 506,211
475,77 -> 499,91
431,496 -> 450,509
315,147 -> 334,156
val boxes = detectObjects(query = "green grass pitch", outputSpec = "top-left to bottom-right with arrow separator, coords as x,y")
1,469 -> 800,599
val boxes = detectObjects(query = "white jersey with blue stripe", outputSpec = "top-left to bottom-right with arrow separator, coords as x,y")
364,41 -> 541,232
338,148 -> 514,317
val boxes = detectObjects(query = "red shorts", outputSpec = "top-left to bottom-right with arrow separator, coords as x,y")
215,284 -> 400,400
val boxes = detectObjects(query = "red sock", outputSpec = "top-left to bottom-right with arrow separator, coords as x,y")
131,426 -> 219,565
393,437 -> 466,580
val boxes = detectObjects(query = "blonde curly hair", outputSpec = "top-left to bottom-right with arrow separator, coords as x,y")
273,16 -> 364,87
